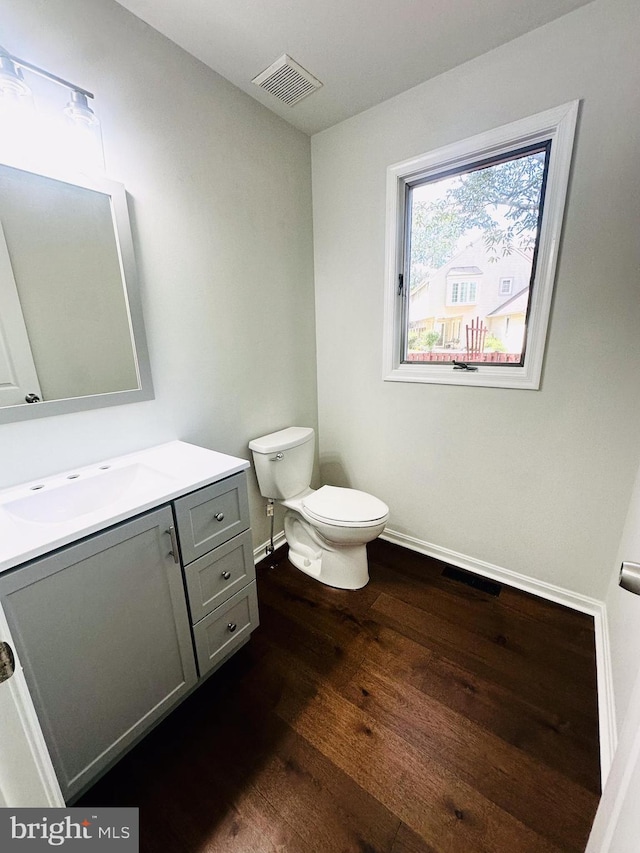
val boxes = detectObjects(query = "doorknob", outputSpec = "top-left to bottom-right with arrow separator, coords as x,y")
619,562 -> 640,595
0,642 -> 15,684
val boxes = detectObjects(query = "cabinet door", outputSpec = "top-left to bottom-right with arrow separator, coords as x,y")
0,507 -> 197,801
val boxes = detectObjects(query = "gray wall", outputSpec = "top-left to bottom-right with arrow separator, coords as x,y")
0,0 -> 318,550
311,0 -> 640,600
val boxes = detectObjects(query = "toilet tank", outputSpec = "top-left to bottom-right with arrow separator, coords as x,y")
248,427 -> 314,500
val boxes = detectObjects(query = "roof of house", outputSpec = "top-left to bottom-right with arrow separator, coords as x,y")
447,266 -> 483,275
432,237 -> 534,279
487,286 -> 529,317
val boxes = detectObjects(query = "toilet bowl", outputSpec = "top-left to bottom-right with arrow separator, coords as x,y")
249,427 -> 388,589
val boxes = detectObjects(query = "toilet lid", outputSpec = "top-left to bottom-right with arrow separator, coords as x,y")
302,486 -> 388,525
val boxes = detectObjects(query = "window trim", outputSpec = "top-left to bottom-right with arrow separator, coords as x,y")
382,101 -> 579,390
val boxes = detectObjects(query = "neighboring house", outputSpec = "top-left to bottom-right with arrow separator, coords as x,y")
486,285 -> 529,354
408,238 -> 533,354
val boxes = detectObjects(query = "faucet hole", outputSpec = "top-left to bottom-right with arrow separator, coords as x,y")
99,465 -> 111,470
67,474 -> 80,480
30,484 -> 45,491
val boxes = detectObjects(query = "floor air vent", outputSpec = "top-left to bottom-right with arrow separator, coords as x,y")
252,54 -> 323,106
441,566 -> 502,597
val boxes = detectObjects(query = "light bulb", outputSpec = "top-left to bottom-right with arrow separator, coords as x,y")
64,90 -> 98,126
0,55 -> 31,97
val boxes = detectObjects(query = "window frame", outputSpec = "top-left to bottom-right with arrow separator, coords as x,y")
382,101 -> 579,390
448,279 -> 479,306
499,277 -> 514,297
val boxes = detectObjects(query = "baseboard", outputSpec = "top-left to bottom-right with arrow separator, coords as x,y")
592,603 -> 618,785
381,528 -> 617,785
253,530 -> 287,564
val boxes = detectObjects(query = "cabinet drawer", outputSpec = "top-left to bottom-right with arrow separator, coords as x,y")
174,472 -> 250,564
184,529 -> 255,623
193,582 -> 259,678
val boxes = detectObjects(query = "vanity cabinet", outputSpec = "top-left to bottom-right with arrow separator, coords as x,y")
0,506 -> 197,800
0,465 -> 259,803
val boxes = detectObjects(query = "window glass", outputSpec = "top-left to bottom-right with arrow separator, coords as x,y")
404,144 -> 549,364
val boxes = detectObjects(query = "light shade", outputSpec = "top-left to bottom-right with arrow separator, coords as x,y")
64,90 -> 98,126
0,55 -> 31,97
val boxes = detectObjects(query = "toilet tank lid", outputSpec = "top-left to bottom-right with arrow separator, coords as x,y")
249,426 -> 314,455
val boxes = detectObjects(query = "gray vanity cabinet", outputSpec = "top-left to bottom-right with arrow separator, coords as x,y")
0,506 -> 197,801
0,465 -> 259,803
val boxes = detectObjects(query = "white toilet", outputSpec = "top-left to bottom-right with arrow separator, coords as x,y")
249,426 -> 389,589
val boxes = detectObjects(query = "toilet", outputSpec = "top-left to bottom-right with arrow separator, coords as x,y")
249,426 -> 389,589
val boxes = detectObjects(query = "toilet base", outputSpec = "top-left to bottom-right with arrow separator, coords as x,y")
284,511 -> 370,590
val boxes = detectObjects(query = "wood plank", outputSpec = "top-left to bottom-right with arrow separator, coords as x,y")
392,823 -> 442,853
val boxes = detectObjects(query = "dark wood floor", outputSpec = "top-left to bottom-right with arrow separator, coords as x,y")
78,540 -> 601,852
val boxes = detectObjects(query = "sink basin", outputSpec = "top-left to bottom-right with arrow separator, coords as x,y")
3,463 -> 176,524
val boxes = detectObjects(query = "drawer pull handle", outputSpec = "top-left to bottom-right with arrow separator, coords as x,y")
165,527 -> 180,564
227,622 -> 237,633
214,512 -> 225,522
221,571 -> 231,580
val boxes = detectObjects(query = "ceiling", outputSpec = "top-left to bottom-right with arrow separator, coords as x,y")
114,0 -> 592,135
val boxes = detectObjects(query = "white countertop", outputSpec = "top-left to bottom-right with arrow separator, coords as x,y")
0,441 -> 250,574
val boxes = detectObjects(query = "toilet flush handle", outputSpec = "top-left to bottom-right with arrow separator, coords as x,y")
270,453 -> 284,461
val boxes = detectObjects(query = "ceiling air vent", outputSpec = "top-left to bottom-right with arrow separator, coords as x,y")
252,54 -> 322,107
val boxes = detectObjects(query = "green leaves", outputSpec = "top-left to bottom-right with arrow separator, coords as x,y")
409,147 -> 546,286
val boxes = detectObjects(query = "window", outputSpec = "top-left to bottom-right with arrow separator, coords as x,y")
449,280 -> 478,305
383,102 -> 579,389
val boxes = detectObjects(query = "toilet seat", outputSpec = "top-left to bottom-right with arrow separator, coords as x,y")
302,485 -> 388,528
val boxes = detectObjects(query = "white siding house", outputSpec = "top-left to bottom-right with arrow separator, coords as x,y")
409,238 -> 533,355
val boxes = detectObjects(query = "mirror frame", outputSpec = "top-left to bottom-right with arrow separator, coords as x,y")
0,162 -> 153,424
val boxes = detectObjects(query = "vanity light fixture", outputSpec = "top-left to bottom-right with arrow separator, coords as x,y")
0,44 -> 97,126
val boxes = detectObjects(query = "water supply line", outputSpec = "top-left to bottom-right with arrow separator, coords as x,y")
265,498 -> 275,556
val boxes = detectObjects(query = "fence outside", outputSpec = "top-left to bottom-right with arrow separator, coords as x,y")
406,352 -> 522,363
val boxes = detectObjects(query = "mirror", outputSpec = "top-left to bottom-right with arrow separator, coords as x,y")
0,161 -> 153,423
